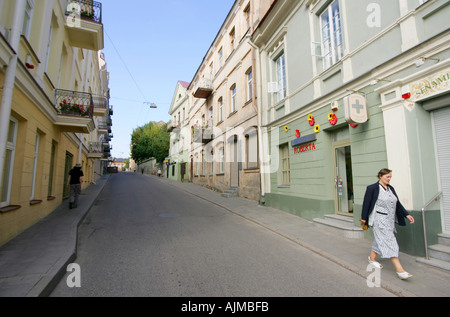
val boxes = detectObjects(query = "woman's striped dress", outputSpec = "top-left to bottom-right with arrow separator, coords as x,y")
371,184 -> 399,259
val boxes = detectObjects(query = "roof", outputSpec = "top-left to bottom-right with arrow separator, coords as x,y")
178,80 -> 190,89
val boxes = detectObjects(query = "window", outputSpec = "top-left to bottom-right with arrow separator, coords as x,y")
219,147 -> 224,173
44,24 -> 53,72
276,54 -> 286,101
209,150 -> 214,175
230,84 -> 237,113
244,4 -> 251,29
208,106 -> 213,128
280,143 -> 290,186
219,47 -> 224,68
246,130 -> 258,169
218,97 -> 223,122
30,132 -> 41,200
48,141 -> 56,197
195,153 -> 199,176
320,0 -> 343,70
1,118 -> 18,207
202,151 -> 206,175
246,68 -> 253,101
22,0 -> 35,38
230,27 -> 236,50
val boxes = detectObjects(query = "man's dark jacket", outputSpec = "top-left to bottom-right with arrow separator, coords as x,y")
361,182 -> 410,227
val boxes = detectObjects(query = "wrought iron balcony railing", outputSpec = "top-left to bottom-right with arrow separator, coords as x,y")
55,89 -> 94,118
66,0 -> 102,23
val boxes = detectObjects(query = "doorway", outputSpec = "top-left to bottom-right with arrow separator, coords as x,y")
63,151 -> 73,199
230,137 -> 239,187
332,131 -> 354,215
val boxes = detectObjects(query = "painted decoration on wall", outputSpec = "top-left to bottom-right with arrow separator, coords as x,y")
308,114 -> 315,126
328,113 -> 338,125
314,124 -> 320,133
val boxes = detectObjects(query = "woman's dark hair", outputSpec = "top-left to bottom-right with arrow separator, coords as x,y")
377,168 -> 392,179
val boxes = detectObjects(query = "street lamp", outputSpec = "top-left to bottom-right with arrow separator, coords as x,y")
144,102 -> 157,108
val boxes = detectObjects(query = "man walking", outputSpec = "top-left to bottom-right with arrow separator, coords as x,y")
67,163 -> 84,209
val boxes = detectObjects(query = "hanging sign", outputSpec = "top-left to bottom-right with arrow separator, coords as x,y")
343,94 -> 369,125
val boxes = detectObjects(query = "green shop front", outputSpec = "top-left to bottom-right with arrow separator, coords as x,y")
262,63 -> 449,257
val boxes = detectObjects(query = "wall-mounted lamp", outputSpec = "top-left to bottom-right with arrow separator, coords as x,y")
25,54 -> 34,69
415,57 -> 440,68
370,78 -> 391,86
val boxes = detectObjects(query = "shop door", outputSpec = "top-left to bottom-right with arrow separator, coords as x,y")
333,140 -> 354,215
433,106 -> 450,233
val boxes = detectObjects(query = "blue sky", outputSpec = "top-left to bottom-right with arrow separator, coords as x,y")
101,0 -> 236,158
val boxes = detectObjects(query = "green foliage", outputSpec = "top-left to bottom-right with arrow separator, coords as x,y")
131,122 -> 169,163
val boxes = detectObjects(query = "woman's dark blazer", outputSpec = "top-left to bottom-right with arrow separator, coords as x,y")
361,182 -> 410,226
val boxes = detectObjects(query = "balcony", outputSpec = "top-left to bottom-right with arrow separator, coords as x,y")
193,77 -> 213,99
54,89 -> 95,133
193,128 -> 213,144
88,142 -> 106,158
65,0 -> 104,51
92,95 -> 108,116
167,121 -> 180,132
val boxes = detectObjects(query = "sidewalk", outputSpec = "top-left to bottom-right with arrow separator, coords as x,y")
0,175 -> 110,297
1,173 -> 449,297
160,176 -> 450,297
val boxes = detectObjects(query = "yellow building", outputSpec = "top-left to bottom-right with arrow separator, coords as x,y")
0,0 -> 111,246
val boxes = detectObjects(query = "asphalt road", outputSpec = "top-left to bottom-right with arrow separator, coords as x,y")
50,172 -> 394,297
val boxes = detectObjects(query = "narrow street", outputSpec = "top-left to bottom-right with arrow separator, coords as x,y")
51,172 -> 394,297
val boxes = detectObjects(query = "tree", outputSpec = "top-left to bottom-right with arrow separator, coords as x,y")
131,122 -> 169,163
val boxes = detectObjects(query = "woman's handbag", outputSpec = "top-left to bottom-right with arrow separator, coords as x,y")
360,218 -> 368,231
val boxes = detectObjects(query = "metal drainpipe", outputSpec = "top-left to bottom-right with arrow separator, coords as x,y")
0,0 -> 26,189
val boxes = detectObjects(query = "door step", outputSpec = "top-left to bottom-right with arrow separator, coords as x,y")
416,233 -> 450,273
221,187 -> 238,198
313,214 -> 364,239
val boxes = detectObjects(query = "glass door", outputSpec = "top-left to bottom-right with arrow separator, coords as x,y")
333,141 -> 354,215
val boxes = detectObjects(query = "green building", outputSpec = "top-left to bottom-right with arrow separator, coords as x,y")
252,0 -> 450,264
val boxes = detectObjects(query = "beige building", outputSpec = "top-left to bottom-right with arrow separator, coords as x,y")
0,0 -> 111,246
187,0 -> 274,201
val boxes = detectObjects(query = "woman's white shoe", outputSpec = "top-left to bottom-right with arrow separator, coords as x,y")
396,271 -> 412,279
368,256 -> 383,269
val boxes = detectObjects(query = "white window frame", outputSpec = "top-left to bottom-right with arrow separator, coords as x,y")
247,68 -> 253,101
320,0 -> 343,70
275,54 -> 286,101
30,132 -> 40,200
218,97 -> 223,122
44,24 -> 53,72
230,84 -> 237,113
1,118 -> 18,207
22,0 -> 35,38
219,47 -> 224,68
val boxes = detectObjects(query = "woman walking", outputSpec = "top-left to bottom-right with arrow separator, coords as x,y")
361,168 -> 415,279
